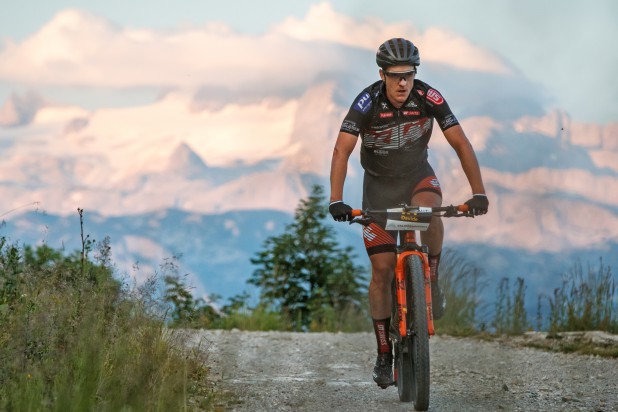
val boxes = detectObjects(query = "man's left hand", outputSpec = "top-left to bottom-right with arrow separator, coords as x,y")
465,194 -> 489,216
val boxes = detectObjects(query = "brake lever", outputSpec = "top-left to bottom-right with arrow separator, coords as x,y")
349,217 -> 372,226
440,207 -> 473,218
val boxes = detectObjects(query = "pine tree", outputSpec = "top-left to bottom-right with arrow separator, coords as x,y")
249,184 -> 367,330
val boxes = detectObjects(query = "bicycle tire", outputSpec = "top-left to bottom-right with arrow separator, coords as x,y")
398,254 -> 430,410
394,272 -> 411,402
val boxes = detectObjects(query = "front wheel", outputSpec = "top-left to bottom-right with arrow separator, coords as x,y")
399,254 -> 430,410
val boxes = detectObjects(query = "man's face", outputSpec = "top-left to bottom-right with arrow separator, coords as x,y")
379,65 -> 416,108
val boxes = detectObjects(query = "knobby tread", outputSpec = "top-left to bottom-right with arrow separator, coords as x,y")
407,254 -> 430,411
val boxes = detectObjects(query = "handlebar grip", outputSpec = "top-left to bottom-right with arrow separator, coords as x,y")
457,204 -> 469,212
351,209 -> 363,217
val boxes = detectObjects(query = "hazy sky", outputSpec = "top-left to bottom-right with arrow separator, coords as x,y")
1,0 -> 617,124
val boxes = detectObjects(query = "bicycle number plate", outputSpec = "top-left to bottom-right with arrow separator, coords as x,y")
384,207 -> 432,231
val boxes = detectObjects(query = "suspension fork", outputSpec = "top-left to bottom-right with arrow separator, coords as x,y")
394,251 -> 411,338
394,249 -> 435,337
421,251 -> 435,336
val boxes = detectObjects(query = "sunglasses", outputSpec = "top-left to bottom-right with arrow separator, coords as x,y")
383,69 -> 417,81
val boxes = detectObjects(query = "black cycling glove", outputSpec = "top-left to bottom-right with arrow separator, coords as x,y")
465,194 -> 489,216
329,200 -> 353,222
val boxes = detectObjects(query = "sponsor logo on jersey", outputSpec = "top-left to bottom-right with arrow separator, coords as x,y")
374,149 -> 388,156
379,112 -> 393,118
440,114 -> 458,129
416,89 -> 425,96
426,89 -> 444,105
406,101 -> 418,108
354,92 -> 372,113
341,120 -> 360,134
402,110 -> 420,116
381,102 -> 389,110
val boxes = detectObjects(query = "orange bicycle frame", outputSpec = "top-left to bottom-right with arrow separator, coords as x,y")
350,205 -> 469,339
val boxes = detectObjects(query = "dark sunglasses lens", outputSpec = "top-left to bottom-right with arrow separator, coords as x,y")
385,70 -> 416,80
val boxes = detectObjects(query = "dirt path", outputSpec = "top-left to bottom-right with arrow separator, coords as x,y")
185,330 -> 618,411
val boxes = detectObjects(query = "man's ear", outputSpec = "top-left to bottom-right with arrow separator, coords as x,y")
379,69 -> 385,81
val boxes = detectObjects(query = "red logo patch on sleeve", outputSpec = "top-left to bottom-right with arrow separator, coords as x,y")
426,89 -> 444,105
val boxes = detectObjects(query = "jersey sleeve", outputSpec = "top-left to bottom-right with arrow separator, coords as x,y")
423,87 -> 459,131
340,90 -> 373,136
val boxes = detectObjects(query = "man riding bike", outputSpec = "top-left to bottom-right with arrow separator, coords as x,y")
328,38 -> 489,388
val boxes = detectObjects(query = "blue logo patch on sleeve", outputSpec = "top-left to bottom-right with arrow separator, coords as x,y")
353,92 -> 372,114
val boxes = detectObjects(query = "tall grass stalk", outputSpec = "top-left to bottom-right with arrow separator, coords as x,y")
493,277 -> 528,335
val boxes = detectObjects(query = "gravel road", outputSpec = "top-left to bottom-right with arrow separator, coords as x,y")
185,330 -> 618,411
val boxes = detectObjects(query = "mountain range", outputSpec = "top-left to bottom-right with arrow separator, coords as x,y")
1,65 -> 617,315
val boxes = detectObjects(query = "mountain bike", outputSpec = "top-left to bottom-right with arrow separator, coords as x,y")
350,203 -> 471,411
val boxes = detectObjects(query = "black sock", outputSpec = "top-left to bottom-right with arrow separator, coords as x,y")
372,317 -> 392,354
429,252 -> 441,282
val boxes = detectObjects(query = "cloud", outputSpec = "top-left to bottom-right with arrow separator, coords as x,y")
0,8 -> 354,91
272,2 -> 514,74
0,3 -> 513,94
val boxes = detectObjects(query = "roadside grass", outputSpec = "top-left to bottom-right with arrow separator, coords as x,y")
433,251 -> 487,336
307,300 -> 372,332
0,235 -> 216,411
174,297 -> 372,333
432,252 -> 618,358
213,304 -> 292,331
542,258 -> 616,334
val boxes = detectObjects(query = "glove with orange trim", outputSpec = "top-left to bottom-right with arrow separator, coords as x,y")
329,200 -> 353,222
465,194 -> 489,216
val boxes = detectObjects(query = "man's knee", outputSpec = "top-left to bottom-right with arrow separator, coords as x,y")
370,255 -> 395,288
412,191 -> 442,207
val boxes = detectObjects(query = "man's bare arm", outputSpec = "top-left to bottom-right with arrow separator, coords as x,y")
329,131 -> 358,202
443,125 -> 486,195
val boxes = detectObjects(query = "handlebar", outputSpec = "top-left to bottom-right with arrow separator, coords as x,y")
351,204 -> 470,218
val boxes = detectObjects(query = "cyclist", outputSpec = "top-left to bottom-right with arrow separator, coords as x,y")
328,38 -> 488,388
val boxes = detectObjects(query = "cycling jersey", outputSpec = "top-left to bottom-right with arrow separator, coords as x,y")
340,79 -> 459,177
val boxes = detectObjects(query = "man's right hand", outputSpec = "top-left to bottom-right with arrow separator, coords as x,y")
329,200 -> 353,222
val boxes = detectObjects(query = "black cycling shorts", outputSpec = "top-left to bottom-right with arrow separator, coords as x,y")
361,161 -> 442,256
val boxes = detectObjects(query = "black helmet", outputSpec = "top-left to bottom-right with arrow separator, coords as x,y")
376,38 -> 420,68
